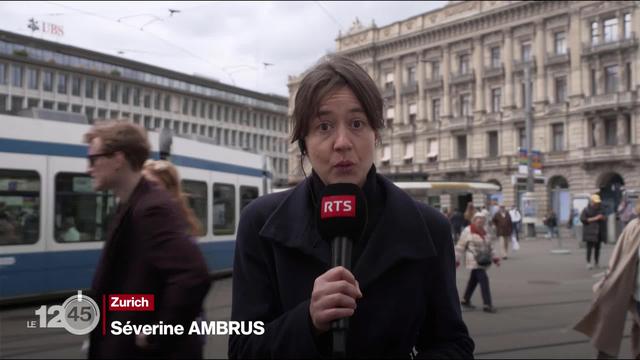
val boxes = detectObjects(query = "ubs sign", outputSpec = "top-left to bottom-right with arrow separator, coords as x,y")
28,18 -> 64,37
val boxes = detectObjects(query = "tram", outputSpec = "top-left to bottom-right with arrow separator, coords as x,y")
0,114 -> 271,301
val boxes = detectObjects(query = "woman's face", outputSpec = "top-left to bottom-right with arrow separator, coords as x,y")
473,217 -> 486,228
304,86 -> 376,187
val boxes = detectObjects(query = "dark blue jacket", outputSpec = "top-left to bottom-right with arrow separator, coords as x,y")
229,174 -> 474,358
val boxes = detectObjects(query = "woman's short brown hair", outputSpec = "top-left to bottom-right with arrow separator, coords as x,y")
84,120 -> 150,171
291,54 -> 383,155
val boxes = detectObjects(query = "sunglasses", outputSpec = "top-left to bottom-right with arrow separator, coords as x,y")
87,152 -> 114,166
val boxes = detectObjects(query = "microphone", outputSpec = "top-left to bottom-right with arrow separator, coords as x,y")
317,183 -> 367,358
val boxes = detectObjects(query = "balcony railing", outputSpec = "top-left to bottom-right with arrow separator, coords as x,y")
424,78 -> 443,90
582,144 -> 639,163
401,82 -> 418,95
382,85 -> 395,99
582,91 -> 635,112
450,70 -> 475,85
440,159 -> 472,173
545,50 -> 570,66
513,57 -> 536,72
485,112 -> 502,123
393,122 -> 416,136
582,33 -> 638,56
483,64 -> 504,79
546,101 -> 568,114
445,115 -> 472,131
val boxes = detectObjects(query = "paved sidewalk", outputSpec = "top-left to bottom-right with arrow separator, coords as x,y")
458,235 -> 633,359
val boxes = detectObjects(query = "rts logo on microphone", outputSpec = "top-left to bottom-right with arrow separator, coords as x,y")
320,195 -> 356,219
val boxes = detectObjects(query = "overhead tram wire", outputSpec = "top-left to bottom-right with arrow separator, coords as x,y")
314,1 -> 344,33
44,1 -> 237,84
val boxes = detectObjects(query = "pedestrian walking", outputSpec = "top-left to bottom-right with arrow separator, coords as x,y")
456,212 -> 500,313
543,210 -> 559,239
450,209 -> 469,245
508,205 -> 522,250
574,202 -> 640,358
85,121 -> 210,359
581,194 -> 607,270
618,191 -> 638,229
492,205 -> 513,259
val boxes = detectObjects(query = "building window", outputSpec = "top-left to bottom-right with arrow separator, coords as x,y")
191,99 -> 198,116
408,103 -> 417,124
624,13 -> 632,39
85,78 -> 94,98
552,123 -> 564,151
591,21 -> 599,45
384,72 -> 394,89
591,68 -> 597,95
27,68 -> 38,90
490,47 -> 500,68
459,54 -> 470,74
386,106 -> 394,128
122,86 -> 130,105
605,65 -> 619,94
604,17 -> 619,43
57,102 -> 68,111
554,31 -> 567,55
555,77 -> 567,103
431,61 -> 440,79
432,98 -> 441,122
97,81 -> 106,100
488,131 -> 498,158
626,63 -> 632,91
605,118 -> 617,145
460,94 -> 471,116
57,73 -> 67,94
0,63 -> 6,84
491,88 -> 501,113
182,98 -> 189,114
144,94 -> 151,108
456,135 -> 467,159
133,88 -> 141,106
521,42 -> 532,61
403,142 -> 414,164
208,103 -> 213,119
43,101 -> 53,109
27,98 -> 39,109
407,66 -> 416,85
427,139 -> 438,162
155,93 -> 162,110
518,127 -> 526,149
12,65 -> 23,87
110,83 -> 119,102
165,95 -> 172,111
71,104 -> 82,113
43,71 -> 53,92
85,107 -> 95,123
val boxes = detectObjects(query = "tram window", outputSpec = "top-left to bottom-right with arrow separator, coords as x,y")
181,180 -> 207,236
213,183 -> 235,236
240,186 -> 259,211
54,173 -> 116,243
0,169 -> 40,246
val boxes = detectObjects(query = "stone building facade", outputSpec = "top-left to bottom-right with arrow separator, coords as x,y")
288,1 -> 640,224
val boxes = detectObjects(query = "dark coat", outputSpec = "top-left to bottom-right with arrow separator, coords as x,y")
492,212 -> 513,237
450,211 -> 468,235
89,178 -> 211,359
581,205 -> 607,243
229,174 -> 474,359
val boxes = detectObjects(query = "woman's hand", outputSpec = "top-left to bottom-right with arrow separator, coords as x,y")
492,257 -> 501,267
309,266 -> 362,334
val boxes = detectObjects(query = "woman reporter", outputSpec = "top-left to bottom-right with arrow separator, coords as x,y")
229,55 -> 473,358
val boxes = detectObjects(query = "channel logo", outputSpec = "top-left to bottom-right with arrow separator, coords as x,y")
27,291 -> 100,335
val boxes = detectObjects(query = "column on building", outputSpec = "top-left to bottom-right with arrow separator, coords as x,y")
393,57 -> 403,166
504,28 -> 514,109
442,45 -> 451,117
534,20 -> 546,105
417,51 -> 425,122
473,36 -> 485,114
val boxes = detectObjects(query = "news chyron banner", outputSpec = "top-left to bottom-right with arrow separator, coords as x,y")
27,291 -> 264,337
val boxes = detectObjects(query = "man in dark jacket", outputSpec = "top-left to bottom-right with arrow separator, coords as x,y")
492,205 -> 513,259
581,194 -> 607,270
450,209 -> 468,244
85,121 -> 210,359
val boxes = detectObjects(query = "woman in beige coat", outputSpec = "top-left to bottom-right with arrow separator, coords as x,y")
574,204 -> 640,359
456,212 -> 501,313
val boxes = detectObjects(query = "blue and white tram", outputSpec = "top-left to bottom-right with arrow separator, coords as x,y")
0,114 -> 271,301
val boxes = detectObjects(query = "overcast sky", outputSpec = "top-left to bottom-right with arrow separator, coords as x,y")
0,1 -> 447,97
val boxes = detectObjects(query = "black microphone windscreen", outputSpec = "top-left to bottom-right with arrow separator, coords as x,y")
317,183 -> 367,242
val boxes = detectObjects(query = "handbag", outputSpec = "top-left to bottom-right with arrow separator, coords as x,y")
472,249 -> 493,266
